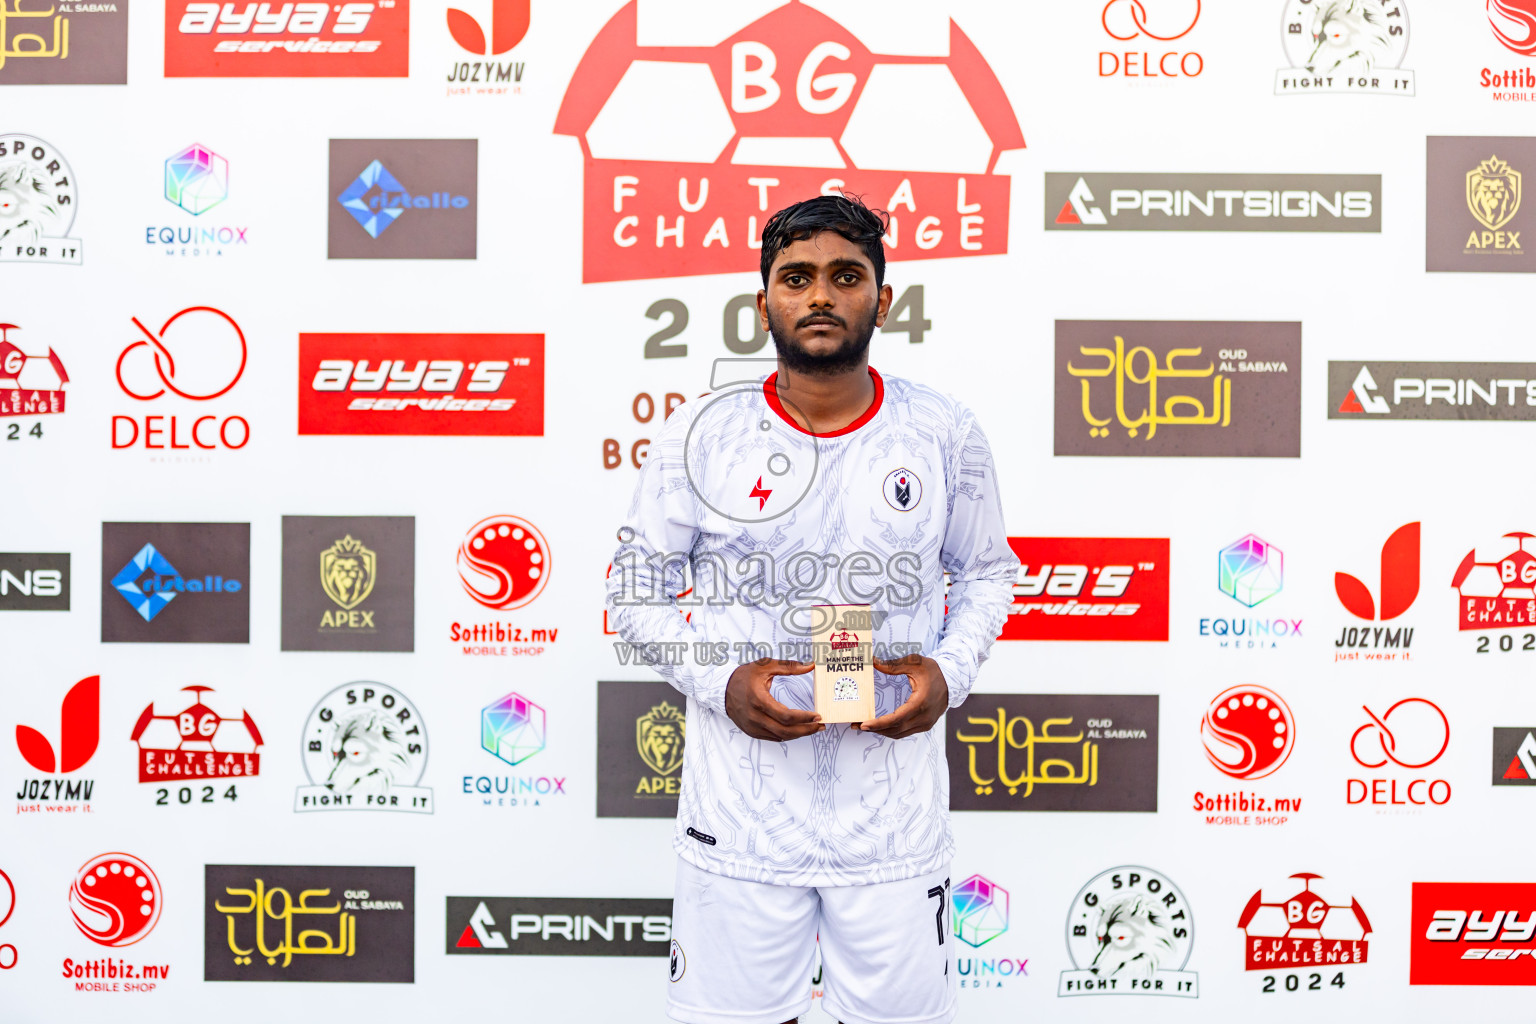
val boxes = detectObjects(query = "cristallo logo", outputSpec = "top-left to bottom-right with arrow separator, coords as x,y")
554,0 -> 1024,282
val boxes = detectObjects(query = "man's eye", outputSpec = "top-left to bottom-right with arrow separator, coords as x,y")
837,273 -> 858,285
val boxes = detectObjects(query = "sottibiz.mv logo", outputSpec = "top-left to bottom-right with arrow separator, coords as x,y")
1334,522 -> 1418,658
1412,882 -> 1536,985
298,334 -> 543,436
554,0 -> 1024,282
1002,538 -> 1169,642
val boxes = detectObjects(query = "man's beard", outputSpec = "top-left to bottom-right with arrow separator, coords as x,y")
767,306 -> 877,377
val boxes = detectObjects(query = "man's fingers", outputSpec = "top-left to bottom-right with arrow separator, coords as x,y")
757,694 -> 821,727
872,658 -> 916,677
757,658 -> 814,675
858,696 -> 920,733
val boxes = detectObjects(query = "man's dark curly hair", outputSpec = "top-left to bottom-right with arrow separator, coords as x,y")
759,194 -> 889,288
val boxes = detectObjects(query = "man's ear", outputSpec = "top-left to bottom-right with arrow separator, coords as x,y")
757,289 -> 770,332
873,283 -> 894,328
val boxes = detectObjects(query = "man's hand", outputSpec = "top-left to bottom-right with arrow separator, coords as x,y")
859,655 -> 949,739
724,658 -> 823,741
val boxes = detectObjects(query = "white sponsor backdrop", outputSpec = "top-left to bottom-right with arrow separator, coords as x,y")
3,0 -> 1534,1020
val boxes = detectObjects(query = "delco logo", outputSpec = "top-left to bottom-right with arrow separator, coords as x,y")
298,334 -> 544,437
165,1 -> 410,77
553,0 -> 1025,282
1411,882 -> 1536,985
1001,538 -> 1169,642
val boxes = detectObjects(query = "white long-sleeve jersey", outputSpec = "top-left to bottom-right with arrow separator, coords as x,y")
606,368 -> 1018,887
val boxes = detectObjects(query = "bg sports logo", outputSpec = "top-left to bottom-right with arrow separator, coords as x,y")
164,1 -> 410,77
1001,538 -> 1169,642
298,334 -> 543,436
1411,882 -> 1536,984
553,0 -> 1024,282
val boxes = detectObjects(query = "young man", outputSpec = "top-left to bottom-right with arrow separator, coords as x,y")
606,194 -> 1018,1024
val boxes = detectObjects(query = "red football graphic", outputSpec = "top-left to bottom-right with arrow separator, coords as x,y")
457,515 -> 551,610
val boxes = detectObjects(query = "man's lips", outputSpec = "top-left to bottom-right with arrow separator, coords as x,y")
798,316 -> 845,330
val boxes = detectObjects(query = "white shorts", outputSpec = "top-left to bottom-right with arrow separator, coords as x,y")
666,857 -> 957,1024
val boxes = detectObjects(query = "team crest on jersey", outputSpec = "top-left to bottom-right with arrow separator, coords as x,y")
883,468 -> 922,512
668,939 -> 686,982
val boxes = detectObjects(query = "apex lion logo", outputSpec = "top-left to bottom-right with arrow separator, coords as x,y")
1467,156 -> 1522,232
326,710 -> 413,795
1302,0 -> 1395,75
636,701 -> 685,777
1090,895 -> 1178,980
320,535 -> 376,611
0,160 -> 66,249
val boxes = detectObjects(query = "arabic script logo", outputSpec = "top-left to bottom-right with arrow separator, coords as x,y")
165,144 -> 229,216
1219,534 -> 1283,608
1069,336 -> 1229,441
953,875 -> 1010,948
70,853 -> 162,947
320,535 -> 376,611
1489,0 -> 1536,56
1467,156 -> 1522,233
448,0 -> 529,55
15,675 -> 98,773
116,307 -> 247,401
482,692 -> 546,767
1102,0 -> 1201,40
1201,685 -> 1294,780
1350,698 -> 1449,769
457,515 -> 550,610
636,701 -> 685,777
1336,522 -> 1419,620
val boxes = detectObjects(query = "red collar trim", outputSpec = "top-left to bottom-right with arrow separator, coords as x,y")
763,367 -> 884,438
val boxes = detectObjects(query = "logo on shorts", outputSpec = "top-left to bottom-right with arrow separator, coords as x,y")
1060,866 -> 1198,998
883,468 -> 921,511
684,827 -> 716,847
668,939 -> 686,981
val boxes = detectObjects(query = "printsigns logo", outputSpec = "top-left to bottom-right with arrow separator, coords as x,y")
295,683 -> 432,813
597,682 -> 685,817
1429,138 -> 1536,272
1237,874 -> 1370,973
0,0 -> 127,84
1100,0 -> 1203,78
554,0 -> 1025,283
1329,360 -> 1536,419
1452,532 -> 1536,632
0,325 -> 68,418
446,897 -> 671,956
328,140 -> 477,259
205,865 -> 415,982
1001,538 -> 1169,642
0,553 -> 69,611
101,523 -> 250,643
0,135 -> 81,264
1493,727 -> 1536,784
1410,881 -> 1536,984
949,693 -> 1158,811
297,333 -> 543,436
458,515 -> 550,610
1054,322 -> 1302,457
1046,173 -> 1380,231
280,516 -> 414,652
1060,867 -> 1197,997
164,1 -> 410,77
130,686 -> 262,785
71,853 -> 162,947
1277,0 -> 1413,95
1201,686 -> 1294,781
